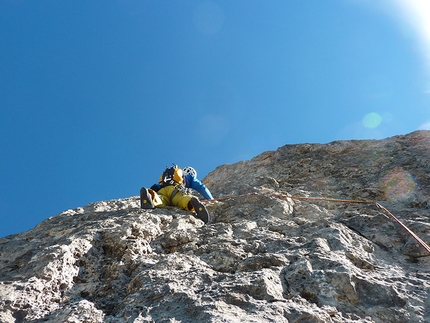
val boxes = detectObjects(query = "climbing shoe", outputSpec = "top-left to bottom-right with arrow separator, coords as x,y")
190,197 -> 209,224
140,188 -> 154,209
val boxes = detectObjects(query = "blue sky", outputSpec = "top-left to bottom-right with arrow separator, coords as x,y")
1,0 -> 430,238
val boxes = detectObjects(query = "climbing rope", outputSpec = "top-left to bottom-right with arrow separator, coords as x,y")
203,192 -> 430,255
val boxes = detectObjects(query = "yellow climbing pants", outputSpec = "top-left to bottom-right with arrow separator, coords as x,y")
149,186 -> 194,212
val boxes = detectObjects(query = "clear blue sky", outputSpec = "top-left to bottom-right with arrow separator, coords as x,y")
1,0 -> 430,238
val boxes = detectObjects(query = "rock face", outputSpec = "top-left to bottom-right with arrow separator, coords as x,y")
1,131 -> 430,323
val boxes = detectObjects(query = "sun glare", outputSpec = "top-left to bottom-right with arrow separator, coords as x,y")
394,0 -> 430,67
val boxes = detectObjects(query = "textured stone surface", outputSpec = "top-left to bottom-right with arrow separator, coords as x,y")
1,131 -> 430,322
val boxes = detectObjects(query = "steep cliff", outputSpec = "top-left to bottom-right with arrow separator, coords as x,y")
1,131 -> 429,323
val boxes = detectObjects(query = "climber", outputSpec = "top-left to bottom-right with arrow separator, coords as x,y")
140,165 -> 214,224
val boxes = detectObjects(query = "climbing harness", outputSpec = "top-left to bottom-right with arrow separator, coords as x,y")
169,183 -> 192,205
203,192 -> 430,255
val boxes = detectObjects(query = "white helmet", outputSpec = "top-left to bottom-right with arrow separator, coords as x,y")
183,166 -> 197,177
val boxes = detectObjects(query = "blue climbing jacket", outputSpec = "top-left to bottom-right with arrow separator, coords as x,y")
183,173 -> 213,200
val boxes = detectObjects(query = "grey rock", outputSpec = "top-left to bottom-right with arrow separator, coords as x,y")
1,130 -> 430,322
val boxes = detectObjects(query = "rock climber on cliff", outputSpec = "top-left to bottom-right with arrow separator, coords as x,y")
140,165 -> 214,224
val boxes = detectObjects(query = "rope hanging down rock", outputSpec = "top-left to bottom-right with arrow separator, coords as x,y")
203,192 -> 430,255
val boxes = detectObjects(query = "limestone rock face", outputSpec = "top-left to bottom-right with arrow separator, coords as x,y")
1,131 -> 430,323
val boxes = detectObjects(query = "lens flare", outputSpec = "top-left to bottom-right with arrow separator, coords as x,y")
381,168 -> 416,202
363,112 -> 382,128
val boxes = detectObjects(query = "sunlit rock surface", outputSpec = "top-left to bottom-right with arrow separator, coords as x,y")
1,131 -> 429,322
